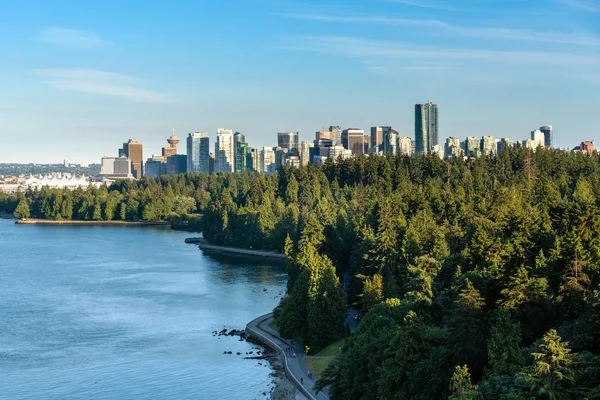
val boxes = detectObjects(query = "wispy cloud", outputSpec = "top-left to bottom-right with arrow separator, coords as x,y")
36,28 -> 111,50
554,0 -> 600,12
382,0 -> 453,10
31,68 -> 172,103
280,13 -> 600,46
278,36 -> 600,66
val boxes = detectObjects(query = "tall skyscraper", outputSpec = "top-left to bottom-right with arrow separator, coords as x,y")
120,139 -> 143,179
234,132 -> 247,172
540,125 -> 553,148
342,128 -> 365,156
481,136 -> 497,156
329,126 -> 342,146
215,129 -> 234,173
498,138 -> 511,155
187,132 -> 210,174
465,136 -> 480,157
415,101 -> 439,155
300,141 -> 314,166
371,126 -> 383,151
445,137 -> 461,158
316,131 -> 333,141
531,130 -> 545,148
277,132 -> 299,153
398,136 -> 412,156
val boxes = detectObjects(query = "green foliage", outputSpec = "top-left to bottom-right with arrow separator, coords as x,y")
486,309 -> 524,377
13,198 -> 30,219
449,365 -> 477,400
4,149 -> 600,398
518,329 -> 578,399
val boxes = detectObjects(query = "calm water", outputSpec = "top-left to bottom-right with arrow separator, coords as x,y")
0,220 -> 287,399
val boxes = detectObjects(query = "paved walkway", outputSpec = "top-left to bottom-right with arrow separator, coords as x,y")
246,313 -> 330,400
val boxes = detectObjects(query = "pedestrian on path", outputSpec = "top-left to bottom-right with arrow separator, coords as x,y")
300,377 -> 304,385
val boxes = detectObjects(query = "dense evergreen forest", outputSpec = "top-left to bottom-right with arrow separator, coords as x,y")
2,147 -> 600,398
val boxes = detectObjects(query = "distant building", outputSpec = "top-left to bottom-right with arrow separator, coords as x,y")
120,139 -> 143,179
497,138 -> 511,155
145,155 -> 166,178
261,147 -> 276,174
432,144 -> 444,159
398,136 -> 412,156
465,137 -> 480,157
277,132 -> 299,153
209,152 -> 215,174
166,154 -> 187,175
162,130 -> 179,160
445,137 -> 461,158
580,141 -> 595,155
540,125 -> 553,148
329,126 -> 342,146
234,132 -> 249,172
99,156 -> 134,180
300,141 -> 314,166
342,128 -> 365,156
481,136 -> 496,156
531,130 -> 545,148
415,101 -> 438,155
187,132 -> 210,174
316,131 -> 333,141
382,128 -> 399,155
215,129 -> 234,173
371,126 -> 384,151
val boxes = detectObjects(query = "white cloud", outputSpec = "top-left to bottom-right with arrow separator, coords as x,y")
277,36 -> 600,66
280,13 -> 600,46
31,68 -> 172,103
37,28 -> 111,50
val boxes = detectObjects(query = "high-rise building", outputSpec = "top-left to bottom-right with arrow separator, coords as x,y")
166,154 -> 187,175
145,155 -> 165,178
398,136 -> 412,156
445,137 -> 461,158
234,132 -> 248,173
163,130 -> 179,160
371,126 -> 384,151
342,128 -> 365,156
540,125 -> 553,148
415,101 -> 439,155
120,139 -> 143,179
383,128 -> 400,155
465,136 -> 480,157
277,132 -> 299,153
300,141 -> 314,166
580,141 -> 595,155
531,130 -> 545,148
432,144 -> 444,159
316,131 -> 333,141
498,138 -> 511,155
187,132 -> 210,174
481,136 -> 497,156
215,129 -> 234,173
329,126 -> 342,146
261,147 -> 276,174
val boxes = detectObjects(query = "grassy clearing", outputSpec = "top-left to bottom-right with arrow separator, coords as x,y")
314,339 -> 345,357
268,320 -> 279,332
306,358 -> 333,379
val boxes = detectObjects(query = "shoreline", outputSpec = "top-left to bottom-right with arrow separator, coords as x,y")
190,238 -> 287,260
15,218 -> 171,226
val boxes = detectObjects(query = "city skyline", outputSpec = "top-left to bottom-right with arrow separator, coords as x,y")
2,0 -> 599,163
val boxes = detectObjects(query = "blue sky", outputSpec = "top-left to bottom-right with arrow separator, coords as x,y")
1,0 -> 599,163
